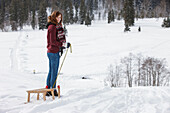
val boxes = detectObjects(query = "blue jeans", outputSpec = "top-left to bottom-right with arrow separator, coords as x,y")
47,52 -> 60,89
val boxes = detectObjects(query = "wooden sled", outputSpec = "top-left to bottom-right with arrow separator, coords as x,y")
26,85 -> 60,103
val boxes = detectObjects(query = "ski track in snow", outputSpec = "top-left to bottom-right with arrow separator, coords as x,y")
10,31 -> 22,71
19,87 -> 170,113
0,19 -> 170,113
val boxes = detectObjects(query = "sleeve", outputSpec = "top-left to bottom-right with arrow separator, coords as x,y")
60,27 -> 66,47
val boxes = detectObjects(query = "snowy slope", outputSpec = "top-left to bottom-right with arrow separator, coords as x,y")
0,19 -> 170,113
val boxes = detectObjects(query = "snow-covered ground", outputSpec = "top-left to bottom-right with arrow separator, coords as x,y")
0,19 -> 170,113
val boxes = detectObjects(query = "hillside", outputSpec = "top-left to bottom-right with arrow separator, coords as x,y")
0,19 -> 170,113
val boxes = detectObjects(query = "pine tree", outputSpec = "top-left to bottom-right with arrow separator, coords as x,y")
18,0 -> 25,30
89,0 -> 94,16
123,0 -> 129,26
85,11 -> 91,26
94,0 -> 98,11
166,0 -> 170,16
108,10 -> 112,24
51,0 -> 59,11
98,12 -> 101,20
162,17 -> 170,27
0,0 -> 5,31
129,0 -> 135,26
124,24 -> 130,32
123,0 -> 135,31
108,9 -> 115,24
31,0 -> 36,30
38,0 -> 47,30
62,0 -> 69,25
23,0 -> 29,24
89,0 -> 94,20
74,0 -> 79,23
69,1 -> 74,24
10,0 -> 18,31
64,25 -> 68,36
117,12 -> 121,20
111,9 -> 115,22
79,0 -> 86,24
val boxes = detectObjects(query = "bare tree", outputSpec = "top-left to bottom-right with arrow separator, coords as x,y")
105,64 -> 122,87
135,53 -> 143,86
106,53 -> 170,88
141,57 -> 169,86
121,53 -> 136,87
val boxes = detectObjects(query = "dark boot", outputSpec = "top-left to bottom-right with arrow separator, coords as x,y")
54,90 -> 58,96
46,91 -> 52,96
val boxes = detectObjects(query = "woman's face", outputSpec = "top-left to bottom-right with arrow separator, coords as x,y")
56,14 -> 61,23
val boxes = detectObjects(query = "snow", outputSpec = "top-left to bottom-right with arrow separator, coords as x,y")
0,18 -> 170,113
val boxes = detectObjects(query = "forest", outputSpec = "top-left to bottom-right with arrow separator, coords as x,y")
0,0 -> 170,31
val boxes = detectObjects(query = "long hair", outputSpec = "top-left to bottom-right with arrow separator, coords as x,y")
48,11 -> 63,26
56,11 -> 63,26
48,11 -> 58,25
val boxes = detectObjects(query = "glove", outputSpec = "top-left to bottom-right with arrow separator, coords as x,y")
67,42 -> 71,48
59,46 -> 65,56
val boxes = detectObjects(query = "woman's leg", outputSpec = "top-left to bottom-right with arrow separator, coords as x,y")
51,52 -> 60,89
46,53 -> 52,88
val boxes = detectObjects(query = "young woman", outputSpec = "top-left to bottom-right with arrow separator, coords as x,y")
46,11 -> 66,96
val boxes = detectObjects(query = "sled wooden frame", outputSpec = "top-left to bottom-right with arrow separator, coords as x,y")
26,87 -> 60,103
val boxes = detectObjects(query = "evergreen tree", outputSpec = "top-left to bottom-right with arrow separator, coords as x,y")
63,0 -> 69,24
89,0 -> 94,16
2,0 -> 170,31
98,12 -> 101,20
108,9 -> 115,24
63,0 -> 69,25
89,0 -> 94,20
111,9 -> 115,22
123,0 -> 135,30
0,0 -> 5,31
94,0 -> 98,11
51,0 -> 58,10
117,13 -> 121,20
59,0 -> 64,10
23,0 -> 29,24
31,0 -> 36,30
18,1 -> 25,29
123,0 -> 129,26
64,25 -> 68,36
162,17 -> 170,28
79,0 -> 86,24
69,1 -> 74,24
10,0 -> 18,31
166,0 -> 170,16
124,24 -> 130,32
129,0 -> 135,25
85,11 -> 91,26
108,10 -> 112,24
38,0 -> 47,30
74,0 -> 79,23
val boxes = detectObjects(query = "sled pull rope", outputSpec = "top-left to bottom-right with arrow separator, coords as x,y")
53,44 -> 72,88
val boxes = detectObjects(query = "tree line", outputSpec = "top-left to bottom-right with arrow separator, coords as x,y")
0,0 -> 170,31
105,53 -> 170,87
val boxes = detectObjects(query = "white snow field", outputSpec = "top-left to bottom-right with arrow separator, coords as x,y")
0,19 -> 170,113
